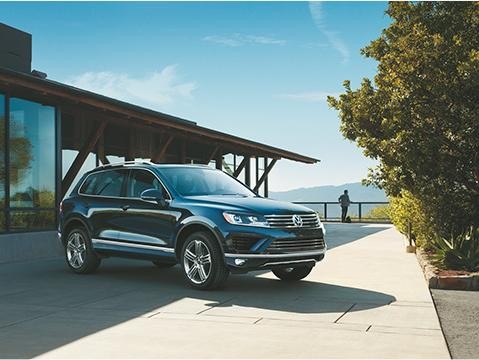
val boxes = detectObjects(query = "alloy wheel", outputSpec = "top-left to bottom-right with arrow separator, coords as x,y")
66,232 -> 87,269
183,239 -> 212,284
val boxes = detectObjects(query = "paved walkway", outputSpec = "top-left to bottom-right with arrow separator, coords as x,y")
0,224 -> 449,358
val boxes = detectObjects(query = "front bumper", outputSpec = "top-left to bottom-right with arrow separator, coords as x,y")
224,247 -> 327,273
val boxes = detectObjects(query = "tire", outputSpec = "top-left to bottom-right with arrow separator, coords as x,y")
180,231 -> 229,290
65,227 -> 101,274
152,261 -> 176,268
272,265 -> 313,281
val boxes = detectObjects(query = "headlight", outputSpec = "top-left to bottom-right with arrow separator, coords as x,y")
223,212 -> 269,227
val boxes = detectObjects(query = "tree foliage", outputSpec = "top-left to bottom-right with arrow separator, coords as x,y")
328,2 -> 479,237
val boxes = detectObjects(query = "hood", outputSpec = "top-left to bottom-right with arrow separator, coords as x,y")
181,195 -> 314,215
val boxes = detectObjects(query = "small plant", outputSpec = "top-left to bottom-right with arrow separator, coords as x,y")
431,226 -> 479,272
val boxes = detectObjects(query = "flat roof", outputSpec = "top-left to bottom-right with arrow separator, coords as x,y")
0,67 -> 320,164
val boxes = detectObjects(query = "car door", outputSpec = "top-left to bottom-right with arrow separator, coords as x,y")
79,168 -> 129,242
116,168 -> 181,250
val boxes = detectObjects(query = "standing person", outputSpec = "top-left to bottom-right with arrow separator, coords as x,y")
338,190 -> 351,222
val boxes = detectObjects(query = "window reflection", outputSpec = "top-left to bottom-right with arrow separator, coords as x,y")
10,210 -> 55,231
9,98 -> 55,209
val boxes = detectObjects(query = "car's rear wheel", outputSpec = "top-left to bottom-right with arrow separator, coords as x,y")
272,265 -> 313,281
180,231 -> 229,290
65,227 -> 101,274
152,261 -> 176,268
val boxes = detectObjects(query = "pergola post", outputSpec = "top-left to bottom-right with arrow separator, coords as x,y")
253,159 -> 277,192
62,120 -> 107,197
215,152 -> 223,170
97,133 -> 109,165
264,157 -> 269,197
244,156 -> 251,187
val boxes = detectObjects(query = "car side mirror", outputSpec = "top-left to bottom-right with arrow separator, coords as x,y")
140,188 -> 168,207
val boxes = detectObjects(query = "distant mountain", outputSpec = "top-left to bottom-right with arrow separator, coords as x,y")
270,182 -> 387,203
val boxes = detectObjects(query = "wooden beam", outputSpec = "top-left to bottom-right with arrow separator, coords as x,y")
215,152 -> 223,170
180,140 -> 187,163
61,106 -> 285,162
206,145 -> 220,164
253,159 -> 277,192
126,129 -> 135,161
233,157 -> 247,178
151,134 -> 174,163
97,133 -> 109,165
62,121 -> 107,197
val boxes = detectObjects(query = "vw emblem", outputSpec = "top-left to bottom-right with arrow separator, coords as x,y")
292,215 -> 303,227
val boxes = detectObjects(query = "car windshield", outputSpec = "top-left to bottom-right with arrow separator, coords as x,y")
158,167 -> 256,197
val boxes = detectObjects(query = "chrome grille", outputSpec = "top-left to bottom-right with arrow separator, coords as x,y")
265,213 -> 320,228
267,237 -> 325,253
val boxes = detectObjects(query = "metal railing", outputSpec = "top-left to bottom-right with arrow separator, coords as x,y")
293,201 -> 391,223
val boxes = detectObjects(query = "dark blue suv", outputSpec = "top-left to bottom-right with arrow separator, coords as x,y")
59,162 -> 327,289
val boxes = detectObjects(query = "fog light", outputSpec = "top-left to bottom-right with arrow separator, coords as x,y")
234,258 -> 246,266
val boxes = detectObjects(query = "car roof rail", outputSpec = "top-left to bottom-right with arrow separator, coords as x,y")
94,160 -> 155,170
92,161 -> 214,171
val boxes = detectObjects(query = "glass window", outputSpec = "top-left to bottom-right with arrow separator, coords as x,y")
10,210 -> 56,231
0,94 -> 4,231
80,170 -> 126,197
0,94 -> 4,206
9,98 -> 55,208
159,167 -> 255,197
127,169 -> 166,198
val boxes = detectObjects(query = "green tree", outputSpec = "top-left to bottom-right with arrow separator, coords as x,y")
328,2 -> 479,239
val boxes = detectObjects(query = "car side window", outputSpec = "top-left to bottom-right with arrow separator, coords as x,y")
80,170 -> 127,197
127,169 -> 168,199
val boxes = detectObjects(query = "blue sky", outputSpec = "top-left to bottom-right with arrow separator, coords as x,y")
0,1 -> 391,191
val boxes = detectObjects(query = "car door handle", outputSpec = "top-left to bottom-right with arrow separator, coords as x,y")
121,205 -> 131,211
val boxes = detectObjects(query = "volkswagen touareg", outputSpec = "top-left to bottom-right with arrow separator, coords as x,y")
59,162 -> 327,289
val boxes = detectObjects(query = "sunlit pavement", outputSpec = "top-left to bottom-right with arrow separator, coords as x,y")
0,224 -> 449,358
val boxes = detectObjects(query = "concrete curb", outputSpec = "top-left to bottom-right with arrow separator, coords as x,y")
416,248 -> 479,291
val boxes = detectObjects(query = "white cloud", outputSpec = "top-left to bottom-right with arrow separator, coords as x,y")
66,65 -> 197,109
203,35 -> 243,47
278,91 -> 340,103
309,2 -> 350,63
203,33 -> 286,47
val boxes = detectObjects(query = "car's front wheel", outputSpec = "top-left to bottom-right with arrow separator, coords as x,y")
180,231 -> 229,290
272,265 -> 313,281
65,227 -> 101,274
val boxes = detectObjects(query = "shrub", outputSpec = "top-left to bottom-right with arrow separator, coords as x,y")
388,190 -> 436,248
431,226 -> 479,272
364,204 -> 390,221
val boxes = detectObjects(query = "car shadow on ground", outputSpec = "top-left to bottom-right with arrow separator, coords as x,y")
0,258 -> 395,358
324,223 -> 392,250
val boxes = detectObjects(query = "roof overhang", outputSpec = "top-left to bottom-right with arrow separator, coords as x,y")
0,67 -> 320,164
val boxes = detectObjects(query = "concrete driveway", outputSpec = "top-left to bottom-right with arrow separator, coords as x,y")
0,224 -> 449,358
